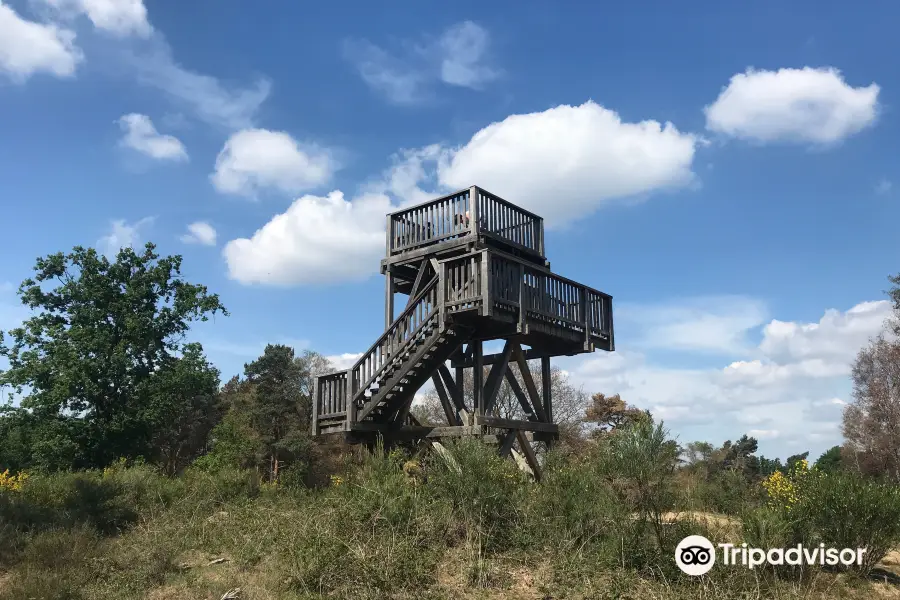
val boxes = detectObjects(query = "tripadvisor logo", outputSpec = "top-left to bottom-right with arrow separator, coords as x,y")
675,535 -> 868,575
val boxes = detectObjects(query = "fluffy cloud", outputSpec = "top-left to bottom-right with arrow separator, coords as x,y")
37,0 -> 151,37
758,300 -> 891,367
117,113 -> 187,161
211,129 -> 336,197
344,20 -> 497,104
0,1 -> 82,81
436,101 -> 699,226
617,295 -> 767,354
227,100 -> 700,287
180,221 -> 217,246
97,216 -> 153,259
438,21 -> 498,88
704,67 -> 880,145
325,352 -> 364,371
565,299 -> 890,457
222,191 -> 390,285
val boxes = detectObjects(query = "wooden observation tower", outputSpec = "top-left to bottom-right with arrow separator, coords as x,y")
313,186 -> 614,477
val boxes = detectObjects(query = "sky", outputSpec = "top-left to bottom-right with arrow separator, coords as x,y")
0,0 -> 898,460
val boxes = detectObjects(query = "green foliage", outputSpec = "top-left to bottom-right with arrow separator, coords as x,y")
0,243 -> 226,471
792,472 -> 900,575
197,346 -> 327,483
815,445 -> 844,474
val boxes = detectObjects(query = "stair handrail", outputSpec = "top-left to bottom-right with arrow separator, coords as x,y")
349,275 -> 440,402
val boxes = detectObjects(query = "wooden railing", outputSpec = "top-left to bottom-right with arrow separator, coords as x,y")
441,252 -> 483,313
388,190 -> 472,254
387,187 -> 545,258
315,370 -> 349,418
348,276 -> 440,407
474,188 -> 544,256
489,253 -> 613,341
439,250 -> 612,342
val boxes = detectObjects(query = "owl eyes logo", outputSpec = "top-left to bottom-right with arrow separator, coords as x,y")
675,535 -> 716,575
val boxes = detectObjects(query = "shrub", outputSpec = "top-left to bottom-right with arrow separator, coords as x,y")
793,472 -> 900,575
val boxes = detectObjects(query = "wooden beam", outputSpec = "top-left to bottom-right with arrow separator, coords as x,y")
476,415 -> 558,434
472,341 -> 484,418
483,341 -> 513,414
516,430 -> 542,482
451,344 -> 579,368
504,369 -> 536,421
497,430 -> 516,457
432,373 -> 462,426
406,259 -> 428,308
541,356 -> 553,424
438,364 -> 469,419
385,270 -> 394,328
512,343 -> 548,422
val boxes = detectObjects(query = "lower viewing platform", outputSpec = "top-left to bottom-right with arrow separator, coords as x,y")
313,248 -> 613,436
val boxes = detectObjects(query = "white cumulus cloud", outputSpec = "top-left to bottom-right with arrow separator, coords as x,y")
436,101 -> 699,226
758,300 -> 891,366
180,221 -> 217,246
117,113 -> 187,161
222,191 -> 391,285
211,129 -> 336,198
97,216 -> 154,259
344,20 -> 498,104
0,1 -> 82,81
617,295 -> 767,354
564,299 -> 891,457
704,67 -> 880,145
36,0 -> 151,37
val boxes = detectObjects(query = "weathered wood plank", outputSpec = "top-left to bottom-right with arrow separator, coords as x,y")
483,340 -> 513,414
515,430 -> 542,481
512,343 -> 548,422
476,415 -> 558,433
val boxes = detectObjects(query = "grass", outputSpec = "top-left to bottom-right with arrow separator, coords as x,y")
2,440 -> 900,600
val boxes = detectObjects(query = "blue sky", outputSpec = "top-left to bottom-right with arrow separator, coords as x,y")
1,0 -> 898,459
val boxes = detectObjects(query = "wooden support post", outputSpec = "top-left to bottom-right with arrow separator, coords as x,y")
438,364 -> 469,421
472,340 -> 484,420
385,269 -> 394,329
347,370 -> 358,426
481,249 -> 492,316
311,377 -> 319,436
498,430 -> 516,457
541,357 -> 552,424
483,340 -> 513,415
469,186 -> 479,237
432,373 -> 461,426
512,343 -> 548,422
504,368 -> 536,420
516,430 -> 542,481
517,262 -> 526,333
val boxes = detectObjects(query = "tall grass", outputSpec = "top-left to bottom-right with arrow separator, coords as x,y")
1,435 -> 899,599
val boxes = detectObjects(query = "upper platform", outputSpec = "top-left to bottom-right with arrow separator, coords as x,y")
382,186 -> 546,274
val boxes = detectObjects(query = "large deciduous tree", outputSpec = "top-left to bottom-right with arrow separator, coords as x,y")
0,243 -> 226,471
843,334 -> 900,481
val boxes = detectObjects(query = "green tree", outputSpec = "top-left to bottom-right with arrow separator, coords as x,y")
0,243 -> 226,470
584,393 -> 649,437
199,346 -> 329,482
815,445 -> 843,473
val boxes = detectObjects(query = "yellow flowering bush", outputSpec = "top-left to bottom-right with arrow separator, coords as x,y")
330,474 -> 344,487
0,469 -> 29,492
762,459 -> 819,511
